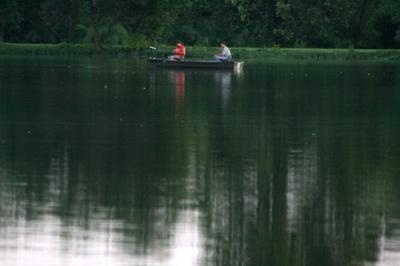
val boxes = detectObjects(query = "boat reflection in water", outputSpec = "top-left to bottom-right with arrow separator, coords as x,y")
150,67 -> 241,119
214,70 -> 232,115
171,70 -> 186,117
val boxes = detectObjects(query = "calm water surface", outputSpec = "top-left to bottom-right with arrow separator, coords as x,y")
0,56 -> 400,266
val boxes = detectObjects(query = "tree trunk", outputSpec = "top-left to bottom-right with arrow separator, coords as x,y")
354,0 -> 369,45
0,16 -> 5,42
67,16 -> 74,42
353,0 -> 379,46
89,0 -> 101,52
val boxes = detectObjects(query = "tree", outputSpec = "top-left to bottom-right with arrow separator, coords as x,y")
88,0 -> 101,51
350,0 -> 400,48
41,0 -> 86,42
275,0 -> 359,47
0,0 -> 20,41
167,0 -> 243,45
1,0 -> 399,48
231,0 -> 279,46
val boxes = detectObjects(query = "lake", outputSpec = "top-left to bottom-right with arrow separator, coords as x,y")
0,56 -> 400,266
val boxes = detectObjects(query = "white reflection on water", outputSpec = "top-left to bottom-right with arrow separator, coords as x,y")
1,215 -> 128,266
167,209 -> 203,266
0,191 -> 204,266
0,139 -> 205,266
0,209 -> 203,266
374,218 -> 400,266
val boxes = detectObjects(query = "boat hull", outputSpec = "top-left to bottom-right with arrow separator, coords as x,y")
148,58 -> 243,70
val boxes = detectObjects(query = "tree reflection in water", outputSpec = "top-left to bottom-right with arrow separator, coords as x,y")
0,58 -> 399,266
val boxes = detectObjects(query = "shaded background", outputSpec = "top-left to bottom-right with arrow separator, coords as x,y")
1,0 -> 400,48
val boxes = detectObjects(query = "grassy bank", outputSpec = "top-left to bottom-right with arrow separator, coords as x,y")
186,46 -> 400,61
0,42 -> 143,56
1,42 -> 400,61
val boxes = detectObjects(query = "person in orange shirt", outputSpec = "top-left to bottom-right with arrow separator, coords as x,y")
168,41 -> 186,60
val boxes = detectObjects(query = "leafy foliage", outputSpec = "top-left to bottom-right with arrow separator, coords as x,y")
0,0 -> 399,48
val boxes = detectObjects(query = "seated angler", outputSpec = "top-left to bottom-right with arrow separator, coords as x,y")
214,42 -> 232,61
168,41 -> 186,61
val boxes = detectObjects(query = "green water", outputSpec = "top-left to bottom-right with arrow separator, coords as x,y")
0,56 -> 400,266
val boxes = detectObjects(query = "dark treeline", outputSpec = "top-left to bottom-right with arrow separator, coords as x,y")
0,0 -> 400,49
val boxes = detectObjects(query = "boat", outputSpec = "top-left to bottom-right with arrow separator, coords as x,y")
148,58 -> 244,71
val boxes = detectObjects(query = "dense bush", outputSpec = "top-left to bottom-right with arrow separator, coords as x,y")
0,0 -> 399,49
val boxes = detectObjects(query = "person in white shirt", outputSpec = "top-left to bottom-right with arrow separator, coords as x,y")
214,42 -> 232,61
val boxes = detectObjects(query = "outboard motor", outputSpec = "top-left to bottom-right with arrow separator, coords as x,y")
149,46 -> 157,59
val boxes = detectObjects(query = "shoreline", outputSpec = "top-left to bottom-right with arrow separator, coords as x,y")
1,42 -> 400,61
